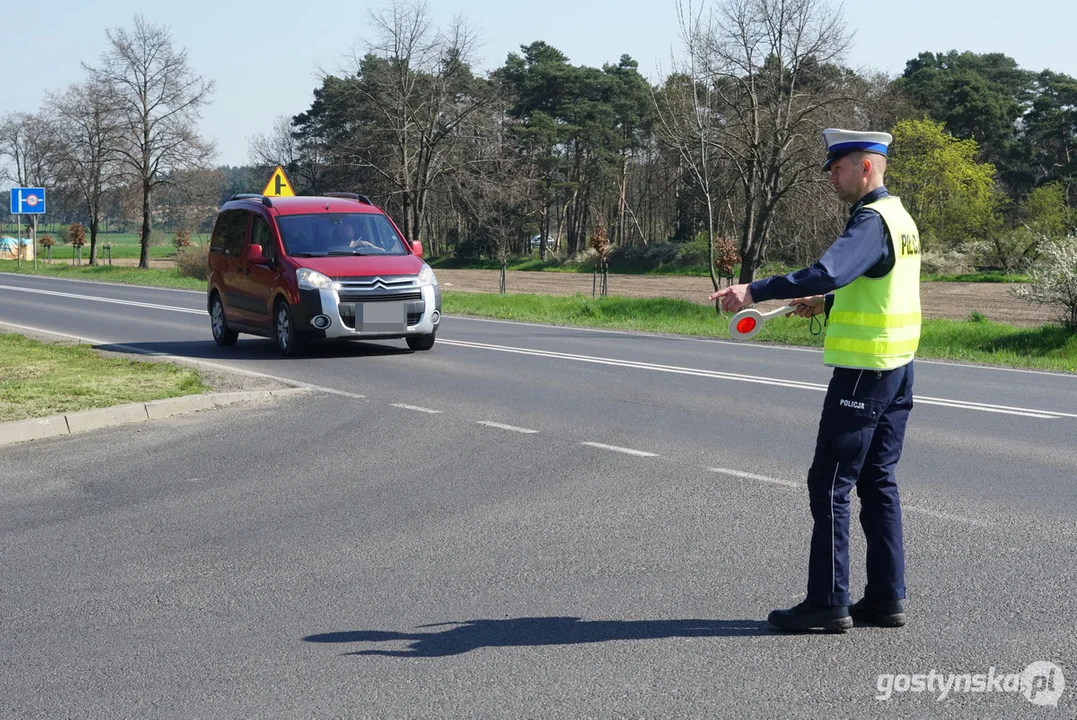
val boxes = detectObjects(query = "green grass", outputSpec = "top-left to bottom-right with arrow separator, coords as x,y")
0,333 -> 208,422
442,291 -> 1077,373
430,255 -> 757,278
430,256 -> 1036,284
921,271 -> 1031,283
11,231 -> 207,261
0,260 -> 205,290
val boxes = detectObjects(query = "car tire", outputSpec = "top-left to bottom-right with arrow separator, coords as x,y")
274,299 -> 306,356
210,293 -> 238,346
406,332 -> 435,351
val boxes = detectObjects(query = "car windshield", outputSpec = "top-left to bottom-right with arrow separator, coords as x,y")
277,212 -> 408,256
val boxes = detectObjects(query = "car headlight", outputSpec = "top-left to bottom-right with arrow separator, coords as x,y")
417,263 -> 438,286
297,268 -> 335,291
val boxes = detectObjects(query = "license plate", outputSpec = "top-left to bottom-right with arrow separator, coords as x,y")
357,301 -> 405,333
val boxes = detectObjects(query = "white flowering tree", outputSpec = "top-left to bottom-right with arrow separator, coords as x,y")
1013,238 -> 1077,329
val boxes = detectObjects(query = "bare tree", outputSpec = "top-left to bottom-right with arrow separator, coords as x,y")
653,0 -> 731,295
453,110 -> 532,292
247,115 -> 300,169
339,0 -> 494,241
0,112 -> 59,258
700,0 -> 853,282
48,79 -> 122,265
248,114 -> 332,196
157,167 -> 225,237
86,14 -> 215,268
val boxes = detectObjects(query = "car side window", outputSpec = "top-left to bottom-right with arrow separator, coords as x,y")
210,210 -> 249,257
251,214 -> 275,263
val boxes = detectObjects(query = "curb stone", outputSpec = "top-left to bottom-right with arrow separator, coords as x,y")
0,388 -> 311,448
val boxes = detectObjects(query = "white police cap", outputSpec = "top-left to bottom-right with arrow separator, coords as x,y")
821,128 -> 893,171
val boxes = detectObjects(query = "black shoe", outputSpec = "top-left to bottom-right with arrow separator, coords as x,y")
767,600 -> 852,633
850,597 -> 906,627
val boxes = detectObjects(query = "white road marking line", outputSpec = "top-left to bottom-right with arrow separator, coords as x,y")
902,505 -> 992,527
448,315 -> 1077,376
439,338 -> 1074,419
708,466 -> 991,526
0,284 -> 204,314
476,421 -> 538,434
391,403 -> 442,414
4,277 -> 1072,380
912,397 -> 1059,419
581,441 -> 658,457
3,283 -> 1072,417
709,467 -> 803,489
442,338 -> 827,390
444,314 -> 823,352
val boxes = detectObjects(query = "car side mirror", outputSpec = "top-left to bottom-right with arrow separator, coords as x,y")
247,243 -> 267,265
410,240 -> 423,258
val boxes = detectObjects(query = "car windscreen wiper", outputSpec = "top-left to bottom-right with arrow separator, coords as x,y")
289,251 -> 328,257
327,250 -> 370,256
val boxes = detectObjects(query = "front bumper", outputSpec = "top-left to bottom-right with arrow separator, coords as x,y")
295,278 -> 441,340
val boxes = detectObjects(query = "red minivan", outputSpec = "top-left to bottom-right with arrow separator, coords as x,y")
206,193 -> 440,355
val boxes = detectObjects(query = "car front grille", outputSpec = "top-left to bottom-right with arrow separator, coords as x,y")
340,312 -> 423,329
338,290 -> 422,303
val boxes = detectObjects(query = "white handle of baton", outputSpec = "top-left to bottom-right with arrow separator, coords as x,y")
728,304 -> 796,340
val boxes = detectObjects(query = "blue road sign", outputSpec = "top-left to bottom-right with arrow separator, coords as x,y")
10,187 -> 46,214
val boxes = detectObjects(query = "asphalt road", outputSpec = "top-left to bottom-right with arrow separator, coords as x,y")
1,272 -> 1075,719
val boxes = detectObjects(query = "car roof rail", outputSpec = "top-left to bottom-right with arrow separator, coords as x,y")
231,193 -> 274,208
324,192 -> 373,205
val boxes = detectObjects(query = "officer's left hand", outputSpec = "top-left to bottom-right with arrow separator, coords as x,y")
709,284 -> 753,313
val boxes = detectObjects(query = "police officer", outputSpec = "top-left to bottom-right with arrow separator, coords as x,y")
711,129 -> 921,633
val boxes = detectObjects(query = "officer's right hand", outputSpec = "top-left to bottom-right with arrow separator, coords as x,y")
787,296 -> 825,318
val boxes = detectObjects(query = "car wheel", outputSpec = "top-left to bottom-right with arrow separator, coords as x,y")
210,293 -> 238,346
274,299 -> 306,356
406,332 -> 435,351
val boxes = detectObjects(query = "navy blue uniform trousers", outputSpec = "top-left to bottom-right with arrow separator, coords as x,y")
806,361 -> 914,607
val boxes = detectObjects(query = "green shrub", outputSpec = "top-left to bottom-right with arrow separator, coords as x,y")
607,243 -> 680,272
676,235 -> 711,266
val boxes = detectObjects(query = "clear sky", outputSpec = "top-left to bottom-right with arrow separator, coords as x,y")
4,0 -> 1077,168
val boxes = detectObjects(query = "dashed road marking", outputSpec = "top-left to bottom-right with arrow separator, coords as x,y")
709,467 -> 802,489
709,467 -> 992,526
390,403 -> 442,414
477,421 -> 538,434
581,441 -> 658,458
902,505 -> 992,527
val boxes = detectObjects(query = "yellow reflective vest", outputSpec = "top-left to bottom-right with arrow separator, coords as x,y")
823,195 -> 922,370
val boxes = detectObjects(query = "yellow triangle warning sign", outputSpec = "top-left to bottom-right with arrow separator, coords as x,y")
261,166 -> 295,197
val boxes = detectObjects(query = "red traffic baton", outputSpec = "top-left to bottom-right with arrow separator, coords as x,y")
728,304 -> 796,340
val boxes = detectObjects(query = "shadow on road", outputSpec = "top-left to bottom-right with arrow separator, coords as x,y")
304,616 -> 773,657
95,339 -> 413,362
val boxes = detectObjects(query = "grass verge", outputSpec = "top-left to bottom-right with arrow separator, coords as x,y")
442,291 -> 1077,373
0,260 -> 204,290
0,333 -> 208,423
